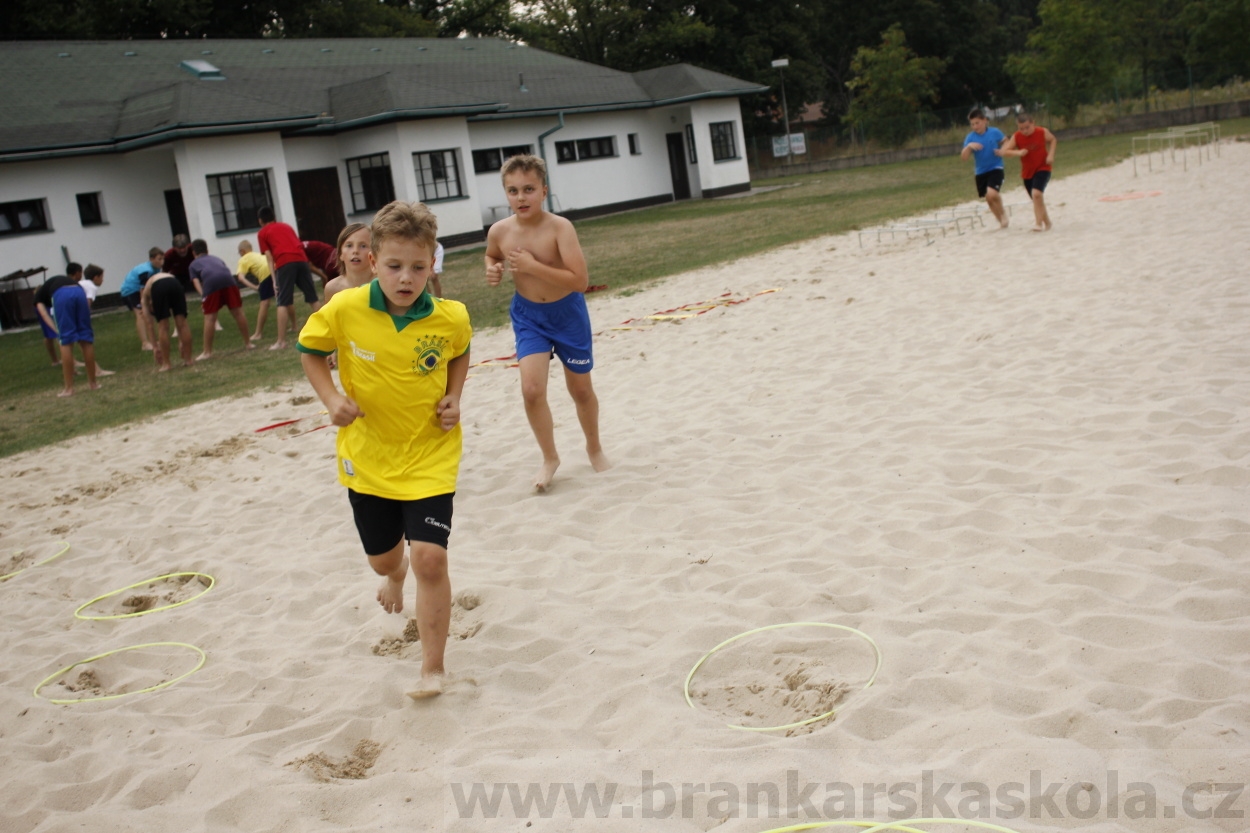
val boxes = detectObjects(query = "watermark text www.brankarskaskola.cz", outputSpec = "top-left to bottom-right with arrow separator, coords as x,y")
449,769 -> 1244,821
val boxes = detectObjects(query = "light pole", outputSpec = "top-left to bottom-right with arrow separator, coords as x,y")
771,58 -> 791,165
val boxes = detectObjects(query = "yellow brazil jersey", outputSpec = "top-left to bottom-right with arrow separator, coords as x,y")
296,280 -> 471,500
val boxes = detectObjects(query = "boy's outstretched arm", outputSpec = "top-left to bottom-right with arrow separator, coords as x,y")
1044,129 -> 1058,164
301,352 -> 363,426
437,350 -> 470,431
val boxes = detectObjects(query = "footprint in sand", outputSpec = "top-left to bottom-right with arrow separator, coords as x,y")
286,739 -> 381,781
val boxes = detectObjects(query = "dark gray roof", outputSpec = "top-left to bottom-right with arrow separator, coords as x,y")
0,39 -> 768,160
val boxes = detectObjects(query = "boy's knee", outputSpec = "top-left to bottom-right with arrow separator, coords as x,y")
409,544 -> 448,582
520,381 -> 546,405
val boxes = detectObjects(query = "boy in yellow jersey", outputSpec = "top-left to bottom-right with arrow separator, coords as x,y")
298,201 -> 471,699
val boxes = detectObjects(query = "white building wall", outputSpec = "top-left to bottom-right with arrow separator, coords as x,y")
0,148 -> 180,295
173,132 -> 294,253
689,99 -> 752,194
395,119 -> 481,240
539,111 -> 675,215
0,97 -> 753,307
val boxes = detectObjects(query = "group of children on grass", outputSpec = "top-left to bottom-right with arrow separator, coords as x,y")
38,209 -> 447,392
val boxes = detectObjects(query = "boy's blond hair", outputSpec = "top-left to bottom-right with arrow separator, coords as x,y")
238,239 -> 253,254
500,153 -> 547,184
371,201 -> 437,255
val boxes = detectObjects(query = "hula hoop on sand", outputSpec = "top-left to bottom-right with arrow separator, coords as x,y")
756,818 -> 1026,833
1,542 -> 70,582
33,642 -> 206,704
73,572 -> 216,620
684,622 -> 882,732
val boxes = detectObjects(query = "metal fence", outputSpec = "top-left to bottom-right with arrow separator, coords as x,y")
750,70 -> 1250,174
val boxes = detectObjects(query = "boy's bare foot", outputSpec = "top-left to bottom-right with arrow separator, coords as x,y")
250,333 -> 263,342
57,389 -> 73,398
142,343 -> 155,351
534,458 -> 560,492
88,382 -> 101,391
407,672 -> 444,700
1030,224 -> 1046,232
195,352 -> 213,361
588,449 -> 612,472
244,342 -> 257,351
157,364 -> 171,372
96,368 -> 115,377
377,555 -> 409,613
269,341 -> 287,351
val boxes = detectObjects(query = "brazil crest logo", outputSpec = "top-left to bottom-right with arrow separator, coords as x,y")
412,335 -> 450,376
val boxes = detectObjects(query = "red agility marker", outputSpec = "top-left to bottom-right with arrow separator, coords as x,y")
254,418 -> 302,433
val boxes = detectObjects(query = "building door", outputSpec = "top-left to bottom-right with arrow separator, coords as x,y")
666,133 -> 691,200
164,189 -> 189,239
288,168 -> 347,244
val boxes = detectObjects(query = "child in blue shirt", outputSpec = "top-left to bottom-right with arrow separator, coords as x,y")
960,108 -> 1009,229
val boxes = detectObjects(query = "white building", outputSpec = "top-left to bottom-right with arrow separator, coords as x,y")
0,38 -> 766,314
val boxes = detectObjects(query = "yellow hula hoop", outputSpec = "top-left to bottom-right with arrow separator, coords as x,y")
73,572 -> 216,620
684,622 -> 882,732
756,818 -> 1025,833
33,642 -> 206,704
1,542 -> 70,582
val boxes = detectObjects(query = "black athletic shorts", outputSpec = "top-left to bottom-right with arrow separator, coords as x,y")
1024,169 -> 1051,197
149,279 -> 187,321
975,169 -> 1005,198
275,261 -> 318,307
348,490 -> 454,554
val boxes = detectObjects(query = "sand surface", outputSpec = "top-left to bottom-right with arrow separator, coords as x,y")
2,141 -> 1248,832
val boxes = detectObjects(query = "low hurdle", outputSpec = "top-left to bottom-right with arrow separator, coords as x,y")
1132,121 -> 1220,175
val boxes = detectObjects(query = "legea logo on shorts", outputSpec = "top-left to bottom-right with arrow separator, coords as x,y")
425,517 -> 451,533
566,357 -> 591,365
349,341 -> 376,362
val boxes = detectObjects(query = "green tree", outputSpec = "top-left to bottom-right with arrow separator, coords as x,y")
845,24 -> 946,148
1006,0 -> 1116,120
1185,0 -> 1250,80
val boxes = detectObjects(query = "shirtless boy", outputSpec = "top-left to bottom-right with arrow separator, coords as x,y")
485,154 -> 611,491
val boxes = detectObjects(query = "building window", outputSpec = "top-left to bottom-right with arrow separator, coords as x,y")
0,198 -> 49,237
710,122 -> 738,161
554,136 -> 617,163
628,134 -> 641,155
414,149 -> 464,202
346,153 -> 395,213
76,192 -> 106,226
472,144 -> 534,174
685,125 -> 697,163
206,170 -> 272,233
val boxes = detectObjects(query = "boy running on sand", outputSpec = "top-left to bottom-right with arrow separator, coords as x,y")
299,201 -> 471,699
961,108 -> 1009,229
997,112 -> 1058,231
485,154 -> 611,491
